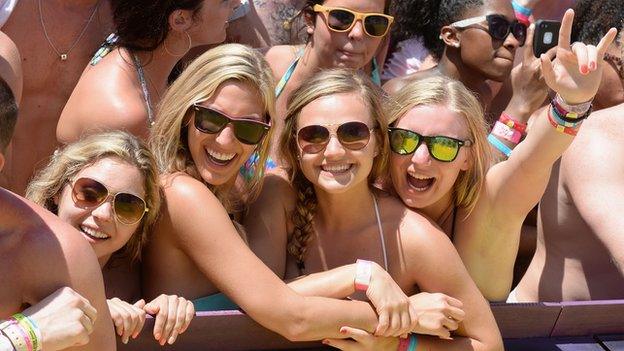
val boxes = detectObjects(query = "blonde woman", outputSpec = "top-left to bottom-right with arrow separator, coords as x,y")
386,10 -> 618,301
245,68 -> 503,350
26,131 -> 195,346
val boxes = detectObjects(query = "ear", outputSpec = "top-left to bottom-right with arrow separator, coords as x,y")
53,192 -> 60,206
168,9 -> 193,32
459,148 -> 473,171
303,9 -> 316,35
440,25 -> 462,49
0,152 -> 4,172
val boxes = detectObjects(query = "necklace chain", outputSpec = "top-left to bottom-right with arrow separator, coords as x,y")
38,0 -> 102,61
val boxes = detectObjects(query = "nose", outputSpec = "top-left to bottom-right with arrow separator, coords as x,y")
214,123 -> 238,145
91,197 -> 115,222
323,135 -> 346,159
348,19 -> 366,40
504,29 -> 521,51
410,142 -> 432,165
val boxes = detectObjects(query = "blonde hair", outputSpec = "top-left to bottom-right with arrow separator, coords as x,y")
387,75 -> 491,214
279,68 -> 389,271
149,43 -> 275,214
26,131 -> 161,262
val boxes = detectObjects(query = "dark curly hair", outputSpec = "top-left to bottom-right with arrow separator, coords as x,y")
389,0 -> 440,44
111,0 -> 204,52
572,0 -> 624,46
0,76 -> 17,153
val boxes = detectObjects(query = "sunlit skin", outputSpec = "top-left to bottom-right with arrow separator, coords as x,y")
390,105 -> 472,222
55,157 -> 145,267
187,80 -> 266,187
57,0 -> 240,144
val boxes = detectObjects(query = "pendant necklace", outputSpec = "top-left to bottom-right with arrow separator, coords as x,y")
38,0 -> 102,61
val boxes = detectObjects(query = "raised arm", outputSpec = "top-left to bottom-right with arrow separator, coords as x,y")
155,175 -> 419,341
486,9 -> 618,220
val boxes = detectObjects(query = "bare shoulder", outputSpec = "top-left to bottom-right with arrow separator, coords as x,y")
382,69 -> 437,95
265,45 -> 299,78
0,30 -> 22,102
258,170 -> 296,209
563,104 -> 624,169
58,50 -> 147,143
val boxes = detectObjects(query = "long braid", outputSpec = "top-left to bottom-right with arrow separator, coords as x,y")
287,172 -> 318,273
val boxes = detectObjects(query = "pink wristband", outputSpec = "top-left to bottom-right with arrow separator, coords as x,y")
492,121 -> 522,144
354,259 -> 373,291
397,335 -> 410,351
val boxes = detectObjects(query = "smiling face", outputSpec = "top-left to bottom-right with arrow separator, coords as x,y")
455,0 -> 521,81
309,0 -> 386,70
56,157 -> 146,266
296,92 -> 378,194
390,104 -> 472,213
187,80 -> 265,187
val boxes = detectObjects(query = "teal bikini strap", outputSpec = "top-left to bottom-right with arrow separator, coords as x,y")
371,58 -> 381,86
275,49 -> 304,98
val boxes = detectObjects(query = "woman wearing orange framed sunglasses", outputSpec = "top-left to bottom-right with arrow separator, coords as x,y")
26,131 -> 197,347
265,0 -> 392,161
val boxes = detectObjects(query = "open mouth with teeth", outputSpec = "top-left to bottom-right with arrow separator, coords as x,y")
320,164 -> 353,174
80,225 -> 110,241
205,148 -> 237,167
407,173 -> 435,191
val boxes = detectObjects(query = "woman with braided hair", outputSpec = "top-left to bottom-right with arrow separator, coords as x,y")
245,68 -> 503,350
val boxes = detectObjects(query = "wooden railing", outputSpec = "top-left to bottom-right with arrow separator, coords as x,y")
118,300 -> 624,350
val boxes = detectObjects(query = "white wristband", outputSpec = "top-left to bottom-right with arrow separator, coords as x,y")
0,334 -> 14,351
354,259 -> 373,292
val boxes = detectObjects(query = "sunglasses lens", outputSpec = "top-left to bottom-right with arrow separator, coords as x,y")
488,16 -> 510,40
429,137 -> 460,162
512,22 -> 527,45
194,107 -> 228,134
114,193 -> 147,225
337,121 -> 371,150
327,9 -> 355,31
73,178 -> 107,206
389,129 -> 419,155
364,15 -> 390,37
232,121 -> 269,145
298,125 -> 330,153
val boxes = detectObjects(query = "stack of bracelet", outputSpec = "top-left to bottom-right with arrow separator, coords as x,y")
397,334 -> 418,351
512,0 -> 532,26
0,314 -> 42,351
547,94 -> 592,136
488,112 -> 527,158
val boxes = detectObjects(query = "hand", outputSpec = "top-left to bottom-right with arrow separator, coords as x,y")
322,326 -> 399,351
507,23 -> 553,121
144,294 -> 195,346
365,262 -> 415,337
409,292 -> 465,339
107,298 -> 147,344
541,9 -> 618,104
21,287 -> 97,351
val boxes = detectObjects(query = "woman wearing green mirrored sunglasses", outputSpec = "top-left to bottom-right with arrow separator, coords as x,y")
387,11 -> 618,303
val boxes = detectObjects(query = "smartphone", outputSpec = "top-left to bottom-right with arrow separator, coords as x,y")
533,20 -> 561,57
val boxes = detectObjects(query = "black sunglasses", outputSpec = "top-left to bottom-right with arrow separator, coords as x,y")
388,127 -> 472,162
71,177 -> 148,225
192,104 -> 271,145
312,4 -> 394,38
451,14 -> 527,46
297,121 -> 375,154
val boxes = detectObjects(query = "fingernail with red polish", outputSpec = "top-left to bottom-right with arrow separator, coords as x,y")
322,339 -> 330,345
340,328 -> 347,334
589,62 -> 596,70
581,65 -> 588,74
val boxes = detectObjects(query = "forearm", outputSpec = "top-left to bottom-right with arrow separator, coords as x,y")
287,264 -> 356,299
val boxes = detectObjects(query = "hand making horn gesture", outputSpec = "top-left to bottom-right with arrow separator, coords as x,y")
540,9 -> 618,104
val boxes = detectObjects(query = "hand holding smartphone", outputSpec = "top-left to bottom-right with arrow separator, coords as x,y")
533,20 -> 561,57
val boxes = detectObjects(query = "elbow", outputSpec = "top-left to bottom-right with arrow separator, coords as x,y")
275,303 -> 317,342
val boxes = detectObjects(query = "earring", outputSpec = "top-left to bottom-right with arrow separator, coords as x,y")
164,31 -> 192,57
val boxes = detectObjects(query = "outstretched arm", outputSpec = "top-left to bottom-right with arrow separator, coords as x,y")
455,9 -> 618,301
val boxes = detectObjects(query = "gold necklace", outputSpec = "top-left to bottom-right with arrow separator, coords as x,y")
38,0 -> 102,61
